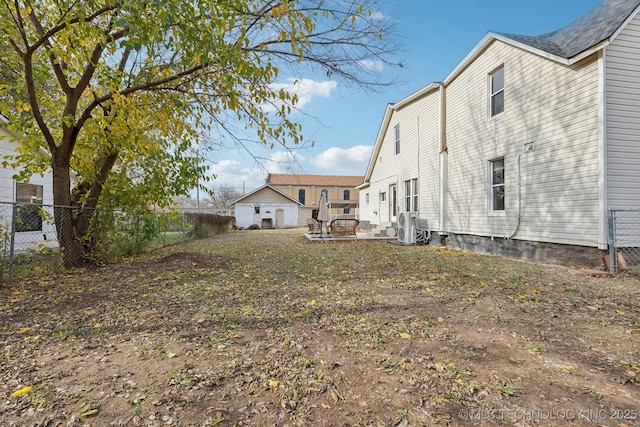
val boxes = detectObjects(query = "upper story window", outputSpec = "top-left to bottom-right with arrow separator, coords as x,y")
16,182 -> 43,232
298,189 -> 306,205
394,124 -> 400,154
489,158 -> 505,213
489,66 -> 504,117
342,190 -> 351,214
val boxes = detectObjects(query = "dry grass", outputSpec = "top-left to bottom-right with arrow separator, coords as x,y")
1,228 -> 639,426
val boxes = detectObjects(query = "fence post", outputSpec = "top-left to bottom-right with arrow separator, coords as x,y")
8,203 -> 18,285
608,208 -> 616,274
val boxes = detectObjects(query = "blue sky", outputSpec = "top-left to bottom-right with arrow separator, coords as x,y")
206,0 -> 603,194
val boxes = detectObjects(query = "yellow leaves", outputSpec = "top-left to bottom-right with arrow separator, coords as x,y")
268,379 -> 280,389
271,3 -> 288,19
616,309 -> 625,316
399,332 -> 412,340
11,386 -> 32,397
15,101 -> 30,113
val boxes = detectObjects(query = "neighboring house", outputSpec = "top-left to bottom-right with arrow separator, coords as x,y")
265,173 -> 363,226
231,184 -> 302,229
358,0 -> 640,267
0,115 -> 57,252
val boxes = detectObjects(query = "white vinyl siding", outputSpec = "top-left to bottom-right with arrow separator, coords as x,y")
363,88 -> 441,228
606,13 -> 640,210
445,39 -> 600,247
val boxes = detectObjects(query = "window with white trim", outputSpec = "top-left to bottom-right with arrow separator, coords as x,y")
489,158 -> 505,213
404,178 -> 418,212
489,66 -> 504,117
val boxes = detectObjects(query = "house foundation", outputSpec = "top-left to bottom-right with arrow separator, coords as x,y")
447,234 -> 606,269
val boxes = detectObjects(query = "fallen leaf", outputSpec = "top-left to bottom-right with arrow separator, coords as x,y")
81,409 -> 99,417
11,386 -> 32,397
268,379 -> 280,389
400,332 -> 412,339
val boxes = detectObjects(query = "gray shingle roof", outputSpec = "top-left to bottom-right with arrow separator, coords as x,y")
495,0 -> 640,59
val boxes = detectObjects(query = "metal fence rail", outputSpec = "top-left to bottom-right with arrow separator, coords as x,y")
608,208 -> 640,273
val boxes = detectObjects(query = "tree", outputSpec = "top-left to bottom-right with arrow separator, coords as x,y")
0,0 -> 398,266
210,185 -> 243,208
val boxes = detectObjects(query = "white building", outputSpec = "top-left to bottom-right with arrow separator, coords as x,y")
231,184 -> 302,229
0,116 -> 57,252
358,0 -> 640,266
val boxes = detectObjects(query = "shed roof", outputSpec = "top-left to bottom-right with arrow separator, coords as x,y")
230,184 -> 302,206
266,173 -> 364,187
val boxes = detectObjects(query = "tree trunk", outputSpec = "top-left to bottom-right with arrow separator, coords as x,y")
52,153 -> 91,268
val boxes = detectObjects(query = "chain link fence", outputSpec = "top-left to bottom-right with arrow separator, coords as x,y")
608,208 -> 640,273
0,202 -> 234,284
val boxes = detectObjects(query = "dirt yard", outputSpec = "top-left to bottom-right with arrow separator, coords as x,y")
1,229 -> 639,426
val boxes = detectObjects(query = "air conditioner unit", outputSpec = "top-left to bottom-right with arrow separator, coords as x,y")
397,212 -> 417,245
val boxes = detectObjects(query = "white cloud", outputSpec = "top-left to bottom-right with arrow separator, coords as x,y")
209,151 -> 307,193
210,160 -> 266,193
265,151 -> 306,174
370,11 -> 387,21
270,78 -> 337,111
311,145 -> 373,175
358,60 -> 385,73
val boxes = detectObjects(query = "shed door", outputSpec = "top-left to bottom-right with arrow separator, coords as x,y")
275,209 -> 284,229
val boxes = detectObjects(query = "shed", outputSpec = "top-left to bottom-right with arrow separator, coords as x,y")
231,184 -> 302,229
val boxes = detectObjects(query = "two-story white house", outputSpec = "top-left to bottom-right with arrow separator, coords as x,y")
358,0 -> 640,267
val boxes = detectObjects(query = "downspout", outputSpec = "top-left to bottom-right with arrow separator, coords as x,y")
506,152 -> 522,239
417,115 -> 420,217
438,84 -> 447,235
